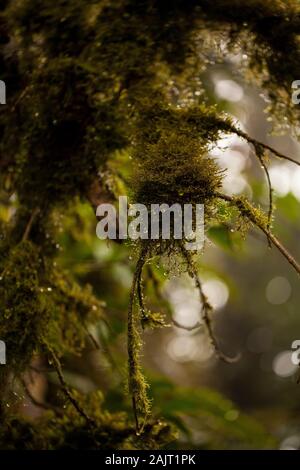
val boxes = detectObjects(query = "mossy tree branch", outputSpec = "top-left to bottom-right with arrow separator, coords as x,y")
215,192 -> 300,276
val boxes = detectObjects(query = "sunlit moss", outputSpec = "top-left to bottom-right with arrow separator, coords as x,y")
131,101 -> 236,213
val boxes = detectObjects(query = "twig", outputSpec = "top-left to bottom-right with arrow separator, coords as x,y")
255,146 -> 273,232
20,377 -> 63,415
127,242 -> 151,434
82,323 -> 101,350
83,321 -> 122,376
22,208 -> 40,242
172,319 -> 202,331
215,192 -> 300,276
46,346 -> 96,428
234,128 -> 300,167
264,230 -> 300,275
137,271 -> 147,325
179,243 -> 239,363
11,85 -> 32,113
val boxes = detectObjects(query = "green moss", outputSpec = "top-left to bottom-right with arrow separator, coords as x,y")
0,390 -> 176,450
127,298 -> 152,425
233,196 -> 269,231
9,58 -> 126,210
141,312 -> 169,330
43,266 -> 105,357
132,102 -> 231,208
1,0 -> 299,449
0,238 -> 104,375
0,241 -> 46,373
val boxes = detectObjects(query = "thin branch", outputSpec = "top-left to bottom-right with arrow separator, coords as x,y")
233,128 -> 300,167
11,85 -> 32,113
251,145 -> 273,247
83,321 -> 122,376
172,319 -> 202,331
46,346 -> 96,428
137,271 -> 147,325
179,243 -> 239,363
215,192 -> 300,276
20,377 -> 63,415
22,208 -> 40,242
82,323 -> 101,350
230,126 -> 300,238
147,266 -> 191,330
146,266 -> 195,330
265,231 -> 300,275
255,147 -> 273,231
127,242 -> 151,434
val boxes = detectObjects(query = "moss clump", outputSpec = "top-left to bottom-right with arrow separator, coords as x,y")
0,238 -> 104,375
43,265 -> 105,357
0,241 -> 46,373
232,196 -> 269,232
132,102 -> 232,208
0,390 -> 176,450
141,312 -> 169,330
8,58 -> 126,210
